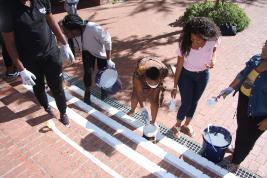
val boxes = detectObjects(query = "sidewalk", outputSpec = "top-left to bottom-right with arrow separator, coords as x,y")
0,68 -> 227,178
55,0 -> 267,176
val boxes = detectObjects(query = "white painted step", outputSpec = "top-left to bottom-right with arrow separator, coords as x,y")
69,85 -> 236,178
65,91 -> 210,178
46,120 -> 123,178
22,85 -> 176,178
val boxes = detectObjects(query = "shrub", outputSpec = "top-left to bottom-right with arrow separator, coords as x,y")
111,0 -> 123,4
180,1 -> 250,32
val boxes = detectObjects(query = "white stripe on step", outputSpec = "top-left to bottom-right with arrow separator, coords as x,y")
68,85 -> 236,178
63,108 -> 175,178
64,91 -> 209,178
22,85 -> 176,178
47,120 -> 123,178
21,85 -> 121,177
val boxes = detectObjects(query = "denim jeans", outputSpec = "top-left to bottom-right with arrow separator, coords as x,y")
176,68 -> 209,121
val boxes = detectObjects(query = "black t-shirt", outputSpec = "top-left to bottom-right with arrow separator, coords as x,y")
1,0 -> 57,59
0,1 -> 6,32
0,1 -> 7,44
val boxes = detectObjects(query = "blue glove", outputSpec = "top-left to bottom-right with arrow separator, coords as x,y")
140,107 -> 149,124
219,87 -> 234,99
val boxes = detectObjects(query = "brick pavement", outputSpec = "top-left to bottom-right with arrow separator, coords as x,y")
0,77 -> 154,177
1,73 -> 228,177
1,0 -> 267,177
53,0 -> 267,176
49,1 -> 267,176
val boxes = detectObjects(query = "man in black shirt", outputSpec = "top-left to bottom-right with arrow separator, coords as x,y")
0,0 -> 74,127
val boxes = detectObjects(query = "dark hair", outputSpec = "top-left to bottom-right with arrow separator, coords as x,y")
145,67 -> 160,80
62,14 -> 87,30
179,17 -> 221,56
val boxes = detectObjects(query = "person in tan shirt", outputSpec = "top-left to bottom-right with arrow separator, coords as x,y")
128,57 -> 168,126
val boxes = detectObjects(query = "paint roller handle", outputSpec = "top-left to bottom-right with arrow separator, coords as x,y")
207,124 -> 217,152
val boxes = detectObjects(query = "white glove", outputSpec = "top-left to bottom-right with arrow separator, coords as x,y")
169,98 -> 176,112
219,87 -> 234,99
60,44 -> 75,63
140,107 -> 149,124
107,59 -> 115,68
19,69 -> 36,86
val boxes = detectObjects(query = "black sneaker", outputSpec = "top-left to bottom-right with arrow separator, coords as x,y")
84,91 -> 91,105
60,113 -> 70,127
45,106 -> 54,116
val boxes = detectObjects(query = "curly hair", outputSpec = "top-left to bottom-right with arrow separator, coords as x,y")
179,17 -> 221,56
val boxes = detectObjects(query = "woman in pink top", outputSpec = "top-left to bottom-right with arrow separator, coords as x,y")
171,17 -> 220,137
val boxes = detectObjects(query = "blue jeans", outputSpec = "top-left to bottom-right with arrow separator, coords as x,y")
177,68 -> 209,121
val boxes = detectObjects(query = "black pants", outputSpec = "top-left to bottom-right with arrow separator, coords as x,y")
68,38 -> 75,56
2,43 -> 13,67
232,92 -> 266,164
23,49 -> 67,114
82,50 -> 107,88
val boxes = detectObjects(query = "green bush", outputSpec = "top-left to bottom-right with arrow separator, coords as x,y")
181,1 -> 250,32
111,0 -> 123,4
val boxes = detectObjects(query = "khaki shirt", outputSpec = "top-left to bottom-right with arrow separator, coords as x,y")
134,57 -> 168,89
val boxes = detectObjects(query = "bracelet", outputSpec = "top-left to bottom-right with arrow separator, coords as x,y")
173,87 -> 177,90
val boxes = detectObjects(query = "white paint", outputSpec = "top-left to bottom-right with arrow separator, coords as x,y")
22,85 -> 177,177
68,85 -> 236,178
68,97 -> 80,104
207,97 -> 218,106
22,86 -> 122,177
96,68 -> 118,88
63,107 -> 176,178
64,90 -> 209,178
143,124 -> 158,137
46,120 -> 122,178
203,133 -> 229,147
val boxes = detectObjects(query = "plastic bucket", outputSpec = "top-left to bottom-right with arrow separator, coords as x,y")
103,79 -> 122,95
201,125 -> 232,163
143,124 -> 157,142
95,68 -> 122,95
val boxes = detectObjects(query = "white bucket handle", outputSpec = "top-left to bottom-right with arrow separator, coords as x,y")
207,124 -> 217,152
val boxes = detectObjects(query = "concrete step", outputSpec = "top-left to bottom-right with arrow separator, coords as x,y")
0,77 -> 235,177
67,84 -> 236,178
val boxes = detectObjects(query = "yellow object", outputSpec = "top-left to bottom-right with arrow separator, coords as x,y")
137,66 -> 145,75
47,119 -> 56,129
240,69 -> 259,96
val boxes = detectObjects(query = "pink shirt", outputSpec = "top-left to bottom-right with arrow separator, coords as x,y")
176,40 -> 219,72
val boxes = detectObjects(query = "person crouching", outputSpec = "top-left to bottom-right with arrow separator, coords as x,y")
128,57 -> 168,126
